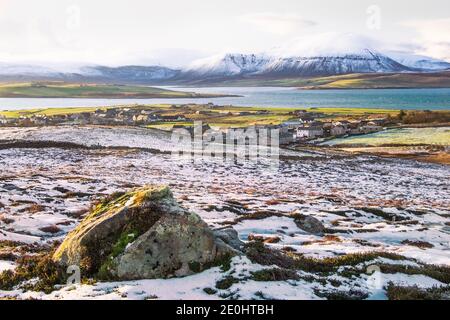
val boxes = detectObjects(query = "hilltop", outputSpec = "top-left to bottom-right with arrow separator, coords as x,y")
0,82 -> 235,99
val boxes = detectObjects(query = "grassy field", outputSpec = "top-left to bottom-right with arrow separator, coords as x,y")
325,127 -> 450,146
298,72 -> 450,89
0,107 -> 107,118
0,105 -> 400,119
193,71 -> 450,89
0,104 -> 403,132
0,82 -> 229,99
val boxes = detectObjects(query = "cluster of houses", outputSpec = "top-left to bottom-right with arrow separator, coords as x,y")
278,117 -> 386,144
0,106 -> 189,127
0,105 -> 388,146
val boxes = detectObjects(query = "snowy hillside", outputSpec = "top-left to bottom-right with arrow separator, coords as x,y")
185,53 -> 272,77
388,52 -> 450,71
183,50 -> 410,78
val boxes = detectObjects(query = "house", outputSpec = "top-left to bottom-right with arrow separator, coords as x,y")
18,118 -> 33,127
369,118 -> 387,125
330,125 -> 347,137
279,129 -> 295,145
292,110 -> 308,116
282,119 -> 304,129
359,122 -> 382,134
348,121 -> 362,135
298,113 -> 318,123
105,108 -> 120,118
296,124 -> 324,140
160,115 -> 187,122
30,115 -> 50,126
140,110 -> 155,116
133,114 -> 149,124
177,123 -> 211,135
195,110 -> 211,115
0,115 -> 17,125
232,111 -> 252,116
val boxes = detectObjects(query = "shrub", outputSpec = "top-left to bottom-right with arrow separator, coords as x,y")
386,283 -> 450,300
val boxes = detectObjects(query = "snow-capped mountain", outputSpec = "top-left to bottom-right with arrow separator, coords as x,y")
82,65 -> 180,82
182,49 -> 410,78
184,53 -> 272,77
260,49 -> 409,76
1,32 -> 449,83
181,34 -> 415,78
0,63 -> 64,77
0,63 -> 180,83
387,52 -> 450,71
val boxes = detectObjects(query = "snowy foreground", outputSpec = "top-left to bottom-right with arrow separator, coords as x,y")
0,126 -> 449,300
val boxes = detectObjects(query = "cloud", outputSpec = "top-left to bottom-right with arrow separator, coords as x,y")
239,12 -> 316,35
401,18 -> 450,61
269,33 -> 380,57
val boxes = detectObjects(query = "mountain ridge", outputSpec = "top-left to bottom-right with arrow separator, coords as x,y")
0,50 -> 449,84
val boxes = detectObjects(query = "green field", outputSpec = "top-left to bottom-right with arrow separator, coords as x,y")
192,71 -> 450,89
324,127 -> 450,146
0,82 -> 229,99
0,105 -> 401,119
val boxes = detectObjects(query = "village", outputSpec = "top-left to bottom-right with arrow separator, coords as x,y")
0,103 -> 389,145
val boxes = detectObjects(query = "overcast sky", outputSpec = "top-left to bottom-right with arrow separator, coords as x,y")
0,0 -> 449,67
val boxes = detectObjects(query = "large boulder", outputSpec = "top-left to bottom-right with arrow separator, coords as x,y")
292,212 -> 325,236
53,186 -> 235,280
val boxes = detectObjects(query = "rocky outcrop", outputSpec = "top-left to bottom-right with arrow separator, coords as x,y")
53,186 -> 236,280
292,213 -> 325,236
213,227 -> 244,252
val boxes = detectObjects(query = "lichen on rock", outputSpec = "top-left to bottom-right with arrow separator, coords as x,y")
53,185 -> 236,280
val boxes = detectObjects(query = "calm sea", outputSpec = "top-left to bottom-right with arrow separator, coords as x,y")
0,87 -> 449,110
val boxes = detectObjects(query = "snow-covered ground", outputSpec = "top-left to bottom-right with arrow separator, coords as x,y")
0,126 -> 449,300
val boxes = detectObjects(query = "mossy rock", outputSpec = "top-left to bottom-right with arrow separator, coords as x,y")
53,185 -> 235,280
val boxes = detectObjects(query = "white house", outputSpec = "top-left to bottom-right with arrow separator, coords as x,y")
358,123 -> 382,134
296,126 -> 324,139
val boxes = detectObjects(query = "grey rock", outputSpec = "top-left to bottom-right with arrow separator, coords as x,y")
292,213 -> 325,235
53,186 -> 236,280
213,227 -> 244,253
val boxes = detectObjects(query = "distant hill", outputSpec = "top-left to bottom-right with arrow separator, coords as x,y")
0,82 -> 231,99
294,72 -> 450,89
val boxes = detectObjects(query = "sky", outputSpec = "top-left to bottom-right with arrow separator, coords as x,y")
0,0 -> 449,67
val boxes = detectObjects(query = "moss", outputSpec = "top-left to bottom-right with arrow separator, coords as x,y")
188,252 -> 233,274
379,264 -> 450,284
401,240 -> 434,249
314,289 -> 369,300
88,193 -> 132,219
188,261 -> 201,273
251,268 -> 299,281
216,276 -> 239,290
0,253 -> 67,294
386,283 -> 450,300
97,257 -> 117,280
110,232 -> 136,258
203,287 -> 217,295
357,207 -> 408,222
245,241 -> 297,270
215,253 -> 233,272
96,231 -> 137,280
133,186 -> 171,205
245,241 -> 408,274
